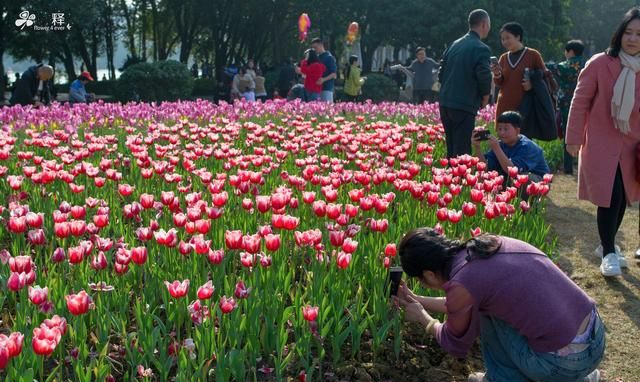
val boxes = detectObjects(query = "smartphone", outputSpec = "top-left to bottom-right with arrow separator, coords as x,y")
475,129 -> 490,141
389,266 -> 403,296
490,56 -> 498,66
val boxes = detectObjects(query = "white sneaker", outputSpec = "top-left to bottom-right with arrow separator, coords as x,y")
600,253 -> 622,277
594,244 -> 627,268
584,369 -> 600,382
468,372 -> 488,382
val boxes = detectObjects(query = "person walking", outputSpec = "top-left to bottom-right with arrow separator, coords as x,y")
555,40 -> 587,175
566,7 -> 640,277
408,47 -> 439,103
311,38 -> 337,103
395,228 -> 604,382
343,55 -> 366,102
438,9 -> 493,158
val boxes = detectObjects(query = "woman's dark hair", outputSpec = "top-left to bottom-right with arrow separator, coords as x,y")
607,7 -> 640,58
496,111 -> 522,128
305,49 -> 319,64
500,22 -> 524,42
344,55 -> 359,81
565,40 -> 585,56
398,228 -> 502,279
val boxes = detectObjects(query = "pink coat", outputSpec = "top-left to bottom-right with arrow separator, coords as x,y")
566,53 -> 640,207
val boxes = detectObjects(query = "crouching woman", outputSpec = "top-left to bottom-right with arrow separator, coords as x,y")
395,228 -> 604,382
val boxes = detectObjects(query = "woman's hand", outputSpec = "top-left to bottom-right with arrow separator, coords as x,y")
395,293 -> 432,326
490,63 -> 502,77
566,144 -> 581,157
522,78 -> 532,91
397,281 -> 416,301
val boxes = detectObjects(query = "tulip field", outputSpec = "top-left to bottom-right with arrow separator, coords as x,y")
0,100 -> 555,381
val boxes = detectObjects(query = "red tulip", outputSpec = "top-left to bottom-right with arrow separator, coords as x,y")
54,222 -> 71,238
242,234 -> 261,254
32,325 -> 61,356
10,255 -> 33,273
43,315 -> 67,335
179,240 -> 193,256
207,249 -> 224,265
93,213 -> 109,228
225,230 -> 243,250
219,296 -> 237,314
342,238 -> 358,254
164,279 -> 190,298
1,332 -> 24,359
8,216 -> 26,233
259,253 -> 272,267
69,220 -> 86,236
336,251 -> 351,269
326,203 -> 341,220
65,290 -> 92,315
118,184 -> 134,197
7,272 -> 26,292
212,191 -> 229,207
136,227 -> 153,241
329,230 -> 346,247
385,244 -> 397,257
91,251 -> 108,270
25,212 -> 44,228
197,280 -> 214,300
28,285 -> 48,305
188,300 -> 210,325
140,193 -> 155,209
462,202 -> 477,217
68,246 -> 85,264
131,247 -> 148,265
264,234 -> 281,252
234,280 -> 251,299
51,247 -> 66,263
312,201 -> 326,217
447,210 -> 462,223
470,189 -> 484,203
302,305 -> 319,321
302,191 -> 316,204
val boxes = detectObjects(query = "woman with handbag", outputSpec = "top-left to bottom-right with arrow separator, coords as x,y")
395,228 -> 604,382
491,22 -> 547,119
566,7 -> 640,277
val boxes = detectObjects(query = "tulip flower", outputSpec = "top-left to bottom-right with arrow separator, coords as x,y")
164,279 -> 190,298
225,230 -> 243,250
197,280 -> 214,300
65,290 -> 92,315
28,285 -> 49,305
32,325 -> 61,356
384,244 -> 397,257
336,251 -> 351,269
219,296 -> 237,314
302,305 -> 319,322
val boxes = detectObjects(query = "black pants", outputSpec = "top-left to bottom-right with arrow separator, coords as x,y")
414,89 -> 435,104
597,165 -> 627,255
440,106 -> 476,158
344,94 -> 359,102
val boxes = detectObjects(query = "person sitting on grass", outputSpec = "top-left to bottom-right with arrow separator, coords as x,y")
68,71 -> 96,105
472,110 -> 550,182
395,228 -> 604,382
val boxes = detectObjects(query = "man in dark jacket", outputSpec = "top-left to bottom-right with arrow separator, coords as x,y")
438,9 -> 492,158
9,64 -> 54,107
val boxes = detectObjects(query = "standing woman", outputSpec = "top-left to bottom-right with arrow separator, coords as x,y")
566,7 -> 640,277
343,55 -> 366,102
491,22 -> 547,118
299,49 -> 326,102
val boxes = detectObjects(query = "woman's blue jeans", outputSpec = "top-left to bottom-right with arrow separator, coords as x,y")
481,313 -> 605,382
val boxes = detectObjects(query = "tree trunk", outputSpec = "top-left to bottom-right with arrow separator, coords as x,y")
150,0 -> 158,61
141,0 -> 147,61
104,0 -> 116,79
91,26 -> 98,79
56,39 -> 77,82
120,0 -> 138,57
0,46 -> 5,103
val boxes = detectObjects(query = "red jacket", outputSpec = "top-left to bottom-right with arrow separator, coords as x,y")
300,60 -> 326,93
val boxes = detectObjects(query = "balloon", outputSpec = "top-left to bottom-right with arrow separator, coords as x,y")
346,22 -> 359,44
298,13 -> 311,41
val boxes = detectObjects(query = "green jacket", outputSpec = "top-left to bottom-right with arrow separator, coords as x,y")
554,56 -> 586,114
438,31 -> 492,114
344,65 -> 365,96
